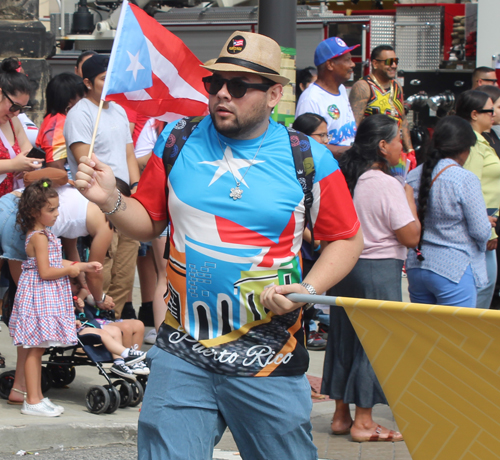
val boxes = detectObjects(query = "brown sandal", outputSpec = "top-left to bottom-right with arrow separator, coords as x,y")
7,388 -> 26,405
351,424 -> 404,442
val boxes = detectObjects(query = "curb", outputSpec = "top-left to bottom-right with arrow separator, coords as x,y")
0,423 -> 137,454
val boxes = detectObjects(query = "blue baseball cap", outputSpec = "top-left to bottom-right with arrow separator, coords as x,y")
314,37 -> 360,67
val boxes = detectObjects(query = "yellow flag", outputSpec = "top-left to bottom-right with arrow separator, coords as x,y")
337,297 -> 500,460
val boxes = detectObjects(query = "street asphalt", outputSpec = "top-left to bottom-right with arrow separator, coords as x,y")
0,277 -> 413,460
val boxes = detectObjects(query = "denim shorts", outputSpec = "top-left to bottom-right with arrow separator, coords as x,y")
0,194 -> 26,261
138,346 -> 317,460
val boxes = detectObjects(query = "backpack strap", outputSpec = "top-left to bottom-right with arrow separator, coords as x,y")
286,128 -> 316,252
161,116 -> 205,259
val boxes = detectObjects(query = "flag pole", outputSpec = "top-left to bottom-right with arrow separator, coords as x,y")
87,98 -> 104,158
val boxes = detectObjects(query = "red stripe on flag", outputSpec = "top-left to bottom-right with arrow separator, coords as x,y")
108,72 -> 209,118
129,4 -> 210,92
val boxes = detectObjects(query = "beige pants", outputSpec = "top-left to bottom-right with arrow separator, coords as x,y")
103,231 -> 140,318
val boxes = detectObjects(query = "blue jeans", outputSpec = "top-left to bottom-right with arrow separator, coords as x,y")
407,265 -> 477,308
138,346 -> 317,460
476,249 -> 497,309
0,193 -> 25,261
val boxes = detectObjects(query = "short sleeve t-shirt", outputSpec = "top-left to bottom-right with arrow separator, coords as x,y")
133,117 -> 359,377
296,82 -> 357,146
354,170 -> 414,260
64,98 -> 133,183
36,113 -> 67,163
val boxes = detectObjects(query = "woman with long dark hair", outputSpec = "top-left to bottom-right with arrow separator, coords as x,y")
321,114 -> 420,442
406,116 -> 491,307
456,90 -> 500,308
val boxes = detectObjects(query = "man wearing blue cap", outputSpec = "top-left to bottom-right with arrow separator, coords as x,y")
296,37 -> 359,159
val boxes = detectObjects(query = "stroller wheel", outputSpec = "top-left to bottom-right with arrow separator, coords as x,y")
113,379 -> 133,408
128,380 -> 144,407
0,370 -> 16,400
41,366 -> 52,394
103,384 -> 121,414
48,364 -> 76,388
136,374 -> 148,390
86,385 -> 110,414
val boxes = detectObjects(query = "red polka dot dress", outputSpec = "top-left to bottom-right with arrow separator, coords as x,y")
9,230 -> 77,347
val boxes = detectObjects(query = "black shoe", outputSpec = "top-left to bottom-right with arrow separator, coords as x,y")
138,301 -> 155,327
110,362 -> 136,380
121,302 -> 137,320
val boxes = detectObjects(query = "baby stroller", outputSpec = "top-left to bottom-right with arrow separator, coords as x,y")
0,285 -> 148,414
0,333 -> 147,414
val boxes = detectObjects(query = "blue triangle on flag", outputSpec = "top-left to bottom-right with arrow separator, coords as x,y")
106,4 -> 152,95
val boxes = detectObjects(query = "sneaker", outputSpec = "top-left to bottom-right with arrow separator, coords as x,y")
21,400 -> 61,417
144,329 -> 157,345
307,331 -> 327,351
130,361 -> 150,375
42,398 -> 64,414
124,346 -> 146,366
110,362 -> 137,380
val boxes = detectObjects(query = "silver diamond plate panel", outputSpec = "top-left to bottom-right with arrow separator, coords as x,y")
395,7 -> 442,71
369,16 -> 395,52
155,5 -> 343,25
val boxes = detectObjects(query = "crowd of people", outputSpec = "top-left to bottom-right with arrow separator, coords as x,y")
0,27 -> 498,459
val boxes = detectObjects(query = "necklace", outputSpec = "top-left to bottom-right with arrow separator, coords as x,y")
370,74 -> 397,118
216,128 -> 268,200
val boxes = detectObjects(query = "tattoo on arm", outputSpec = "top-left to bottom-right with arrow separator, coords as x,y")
349,81 -> 371,126
401,116 -> 413,151
119,199 -> 127,213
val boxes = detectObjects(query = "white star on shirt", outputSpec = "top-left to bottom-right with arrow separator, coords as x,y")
126,50 -> 145,81
200,145 -> 264,187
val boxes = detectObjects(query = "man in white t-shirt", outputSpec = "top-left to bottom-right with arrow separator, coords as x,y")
296,37 -> 359,159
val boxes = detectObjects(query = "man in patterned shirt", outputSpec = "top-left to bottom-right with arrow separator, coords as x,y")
75,30 -> 363,460
349,45 -> 415,167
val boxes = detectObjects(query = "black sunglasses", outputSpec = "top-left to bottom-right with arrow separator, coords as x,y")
2,90 -> 31,114
374,58 -> 399,66
477,109 -> 494,114
202,75 -> 273,98
481,78 -> 498,83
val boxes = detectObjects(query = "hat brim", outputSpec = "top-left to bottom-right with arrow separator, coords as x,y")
332,44 -> 360,60
201,62 -> 290,86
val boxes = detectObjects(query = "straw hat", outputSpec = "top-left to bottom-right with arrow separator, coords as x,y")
201,31 -> 289,86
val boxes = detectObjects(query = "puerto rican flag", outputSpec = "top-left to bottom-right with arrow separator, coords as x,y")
101,0 -> 210,121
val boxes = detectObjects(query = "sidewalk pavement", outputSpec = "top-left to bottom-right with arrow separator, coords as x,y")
0,278 -> 413,459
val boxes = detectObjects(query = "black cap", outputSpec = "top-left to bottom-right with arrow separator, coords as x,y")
82,54 -> 109,80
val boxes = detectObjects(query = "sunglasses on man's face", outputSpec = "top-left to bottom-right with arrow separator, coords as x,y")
374,58 -> 399,66
202,75 -> 273,99
2,90 -> 31,114
477,109 -> 494,114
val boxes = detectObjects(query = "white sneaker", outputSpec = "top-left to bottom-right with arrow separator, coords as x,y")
144,329 -> 157,345
21,400 -> 61,417
130,361 -> 150,375
42,398 -> 64,414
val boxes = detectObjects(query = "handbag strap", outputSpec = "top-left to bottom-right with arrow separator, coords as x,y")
430,164 -> 459,187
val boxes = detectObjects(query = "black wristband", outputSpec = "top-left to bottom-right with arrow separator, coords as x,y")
131,182 -> 139,189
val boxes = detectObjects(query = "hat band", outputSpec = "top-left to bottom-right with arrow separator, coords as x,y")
215,57 -> 280,76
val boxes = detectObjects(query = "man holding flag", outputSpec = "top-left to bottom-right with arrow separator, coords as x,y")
75,26 -> 362,460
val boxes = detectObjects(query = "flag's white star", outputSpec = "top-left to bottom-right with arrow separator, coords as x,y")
200,145 -> 264,187
126,50 -> 145,81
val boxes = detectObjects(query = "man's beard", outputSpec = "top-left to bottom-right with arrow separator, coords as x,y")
210,98 -> 269,140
